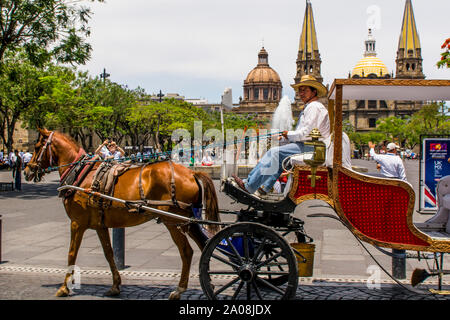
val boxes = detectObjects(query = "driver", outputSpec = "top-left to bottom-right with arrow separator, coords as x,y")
233,75 -> 330,196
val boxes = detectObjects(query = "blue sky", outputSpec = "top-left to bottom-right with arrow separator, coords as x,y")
80,0 -> 450,104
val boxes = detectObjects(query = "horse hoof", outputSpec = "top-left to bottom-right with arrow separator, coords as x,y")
55,287 -> 69,297
168,291 -> 181,300
105,287 -> 120,297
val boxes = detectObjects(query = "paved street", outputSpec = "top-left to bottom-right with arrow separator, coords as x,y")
0,158 -> 448,302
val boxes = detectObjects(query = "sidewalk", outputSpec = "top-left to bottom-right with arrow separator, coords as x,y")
0,159 -> 448,300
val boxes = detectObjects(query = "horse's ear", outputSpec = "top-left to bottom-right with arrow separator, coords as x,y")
38,128 -> 50,137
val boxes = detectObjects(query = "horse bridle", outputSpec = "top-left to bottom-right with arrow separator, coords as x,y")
29,131 -> 56,179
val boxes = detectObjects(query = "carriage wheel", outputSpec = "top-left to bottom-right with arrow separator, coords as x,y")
199,222 -> 298,300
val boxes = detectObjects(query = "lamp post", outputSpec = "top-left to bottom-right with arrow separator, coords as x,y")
99,68 -> 110,84
157,90 -> 164,103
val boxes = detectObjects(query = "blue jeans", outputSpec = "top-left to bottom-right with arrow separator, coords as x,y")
244,142 -> 313,193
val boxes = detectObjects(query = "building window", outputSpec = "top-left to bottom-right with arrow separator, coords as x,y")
273,89 -> 277,100
380,100 -> 387,108
369,118 -> 377,128
254,88 -> 259,100
263,88 -> 269,100
368,100 -> 377,109
357,100 -> 365,108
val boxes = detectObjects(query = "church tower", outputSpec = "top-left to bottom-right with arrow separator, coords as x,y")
294,0 -> 323,105
395,0 -> 425,79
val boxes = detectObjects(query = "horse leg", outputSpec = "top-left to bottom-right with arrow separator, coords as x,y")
56,221 -> 86,297
96,227 -> 122,296
166,224 -> 194,300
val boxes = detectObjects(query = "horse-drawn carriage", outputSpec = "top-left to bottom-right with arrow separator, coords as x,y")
24,78 -> 450,300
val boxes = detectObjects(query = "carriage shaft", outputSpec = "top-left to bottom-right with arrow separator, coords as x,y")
57,185 -> 193,223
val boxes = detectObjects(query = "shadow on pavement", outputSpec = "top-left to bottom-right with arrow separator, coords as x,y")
0,181 -> 59,199
39,281 -> 448,300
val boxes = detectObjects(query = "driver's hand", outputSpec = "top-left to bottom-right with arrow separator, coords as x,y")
278,131 -> 288,140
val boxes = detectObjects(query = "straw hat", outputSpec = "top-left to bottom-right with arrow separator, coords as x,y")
291,75 -> 327,98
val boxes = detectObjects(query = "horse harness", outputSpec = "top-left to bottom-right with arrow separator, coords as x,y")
60,158 -> 193,221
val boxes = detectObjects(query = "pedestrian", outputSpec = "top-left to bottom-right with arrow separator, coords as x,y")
12,149 -> 22,190
232,75 -> 329,196
201,152 -> 213,166
23,150 -> 32,168
95,139 -> 125,160
368,141 -> 406,180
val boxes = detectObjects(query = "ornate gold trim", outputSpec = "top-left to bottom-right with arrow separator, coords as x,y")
288,165 -> 334,206
332,165 -> 450,252
328,79 -> 450,98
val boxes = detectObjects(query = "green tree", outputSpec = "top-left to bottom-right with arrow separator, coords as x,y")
0,51 -> 50,152
0,0 -> 103,68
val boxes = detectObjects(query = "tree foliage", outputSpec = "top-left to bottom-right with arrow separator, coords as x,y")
0,0 -> 103,68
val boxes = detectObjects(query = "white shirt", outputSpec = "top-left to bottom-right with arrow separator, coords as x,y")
324,132 -> 352,169
101,147 -> 123,160
23,152 -> 33,163
369,148 -> 406,180
287,100 -> 330,143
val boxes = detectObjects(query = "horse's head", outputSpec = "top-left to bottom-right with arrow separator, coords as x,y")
24,128 -> 57,182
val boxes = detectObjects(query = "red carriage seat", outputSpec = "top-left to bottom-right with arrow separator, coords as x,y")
334,166 -> 434,251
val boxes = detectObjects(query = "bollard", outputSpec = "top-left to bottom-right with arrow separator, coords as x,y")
112,228 -> 125,270
392,249 -> 406,279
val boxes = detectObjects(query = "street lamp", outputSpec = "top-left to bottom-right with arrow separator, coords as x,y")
157,90 -> 164,103
100,68 -> 110,84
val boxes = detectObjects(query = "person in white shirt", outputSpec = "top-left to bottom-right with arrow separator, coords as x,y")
233,75 -> 330,195
201,152 -> 213,166
22,151 -> 33,167
368,141 -> 406,180
95,140 -> 125,160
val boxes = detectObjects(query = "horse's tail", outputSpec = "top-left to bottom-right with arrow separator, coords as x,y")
193,171 -> 221,233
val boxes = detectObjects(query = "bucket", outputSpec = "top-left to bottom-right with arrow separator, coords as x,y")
290,242 -> 315,277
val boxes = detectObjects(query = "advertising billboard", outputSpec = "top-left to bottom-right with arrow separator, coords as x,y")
419,137 -> 450,213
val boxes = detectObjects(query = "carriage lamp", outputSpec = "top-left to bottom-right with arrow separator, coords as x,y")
304,128 -> 326,188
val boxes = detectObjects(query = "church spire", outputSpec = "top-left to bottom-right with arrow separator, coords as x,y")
396,0 -> 424,79
294,0 -> 323,85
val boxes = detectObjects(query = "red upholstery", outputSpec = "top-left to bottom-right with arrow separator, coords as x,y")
293,169 -> 329,199
338,171 -> 429,247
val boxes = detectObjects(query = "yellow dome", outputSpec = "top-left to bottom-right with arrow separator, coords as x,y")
245,66 -> 281,83
352,56 -> 389,78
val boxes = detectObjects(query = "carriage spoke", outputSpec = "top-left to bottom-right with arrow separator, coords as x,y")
256,251 -> 284,269
208,270 -> 241,275
252,279 -> 263,300
225,237 -> 244,264
247,281 -> 251,300
232,280 -> 245,300
252,237 -> 268,263
256,277 -> 285,296
243,233 -> 250,261
213,277 -> 240,298
256,271 -> 290,276
212,253 -> 240,269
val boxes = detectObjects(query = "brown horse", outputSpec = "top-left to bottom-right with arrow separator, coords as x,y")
23,128 -> 220,299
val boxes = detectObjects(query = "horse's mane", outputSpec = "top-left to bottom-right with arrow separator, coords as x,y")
54,130 -> 82,149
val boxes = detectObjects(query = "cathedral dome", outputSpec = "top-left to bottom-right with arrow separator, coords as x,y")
245,65 -> 281,83
245,47 -> 281,84
352,56 -> 389,78
351,29 -> 390,78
